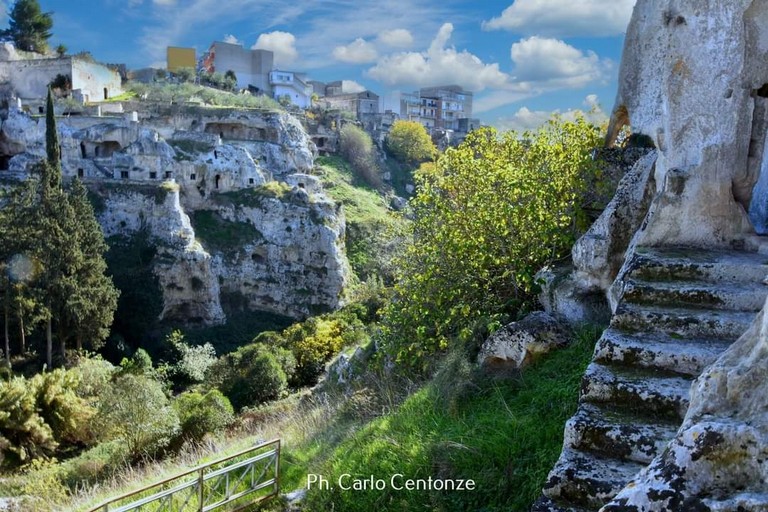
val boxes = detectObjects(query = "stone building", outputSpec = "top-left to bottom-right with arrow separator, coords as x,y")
0,43 -> 122,102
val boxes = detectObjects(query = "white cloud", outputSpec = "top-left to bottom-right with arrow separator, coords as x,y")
483,0 -> 635,37
223,34 -> 241,45
332,38 -> 378,64
493,94 -> 608,132
510,36 -> 610,89
341,80 -> 366,93
377,28 -> 414,48
252,31 -> 298,67
367,23 -> 510,92
153,0 -> 177,5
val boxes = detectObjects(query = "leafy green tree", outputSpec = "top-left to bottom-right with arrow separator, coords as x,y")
339,124 -> 381,187
174,66 -> 195,83
386,120 -> 436,164
54,43 -> 66,57
383,117 -> 603,366
96,374 -> 180,458
0,0 -> 53,53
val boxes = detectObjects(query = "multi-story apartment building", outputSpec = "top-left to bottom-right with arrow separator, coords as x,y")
400,85 -> 474,133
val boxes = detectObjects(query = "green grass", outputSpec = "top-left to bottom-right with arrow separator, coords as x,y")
314,156 -> 407,282
216,182 -> 294,208
281,325 -> 601,512
190,210 -> 263,253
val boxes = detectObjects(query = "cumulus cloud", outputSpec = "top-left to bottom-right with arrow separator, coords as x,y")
377,28 -> 414,48
483,0 -> 635,37
367,23 -> 510,92
340,80 -> 366,93
332,38 -> 378,64
223,34 -> 241,45
252,31 -> 298,66
493,94 -> 608,132
510,36 -> 610,89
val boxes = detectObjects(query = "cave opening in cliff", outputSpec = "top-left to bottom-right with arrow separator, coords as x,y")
94,141 -> 122,159
215,174 -> 221,189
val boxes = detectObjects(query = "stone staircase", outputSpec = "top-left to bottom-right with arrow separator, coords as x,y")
533,246 -> 768,512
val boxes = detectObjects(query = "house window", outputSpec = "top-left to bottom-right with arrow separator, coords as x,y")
190,173 -> 196,180
150,171 -> 157,179
120,171 -> 129,179
249,178 -> 254,185
165,171 -> 172,179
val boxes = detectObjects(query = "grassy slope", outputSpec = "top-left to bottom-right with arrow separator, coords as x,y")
314,156 -> 403,282
280,326 -> 600,512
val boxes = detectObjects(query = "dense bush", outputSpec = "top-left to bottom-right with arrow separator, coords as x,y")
0,377 -> 57,466
33,369 -> 96,446
386,120 -> 436,164
173,390 -> 234,442
339,124 -> 381,188
207,344 -> 293,410
383,117 -> 604,367
96,374 -> 180,458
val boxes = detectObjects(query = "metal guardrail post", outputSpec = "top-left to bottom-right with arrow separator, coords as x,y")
198,466 -> 205,512
275,440 -> 281,494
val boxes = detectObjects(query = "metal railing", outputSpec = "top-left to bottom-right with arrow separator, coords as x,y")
88,439 -> 280,512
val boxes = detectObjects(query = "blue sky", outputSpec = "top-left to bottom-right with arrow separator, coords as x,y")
2,0 -> 636,129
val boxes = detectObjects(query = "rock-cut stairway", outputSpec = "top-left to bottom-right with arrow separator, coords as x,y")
533,246 -> 768,512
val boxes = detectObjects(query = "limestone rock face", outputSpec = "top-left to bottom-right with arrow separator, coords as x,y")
608,0 -> 768,249
602,299 -> 768,511
0,106 -> 344,326
478,312 -> 571,370
573,150 -> 658,291
97,185 -> 225,326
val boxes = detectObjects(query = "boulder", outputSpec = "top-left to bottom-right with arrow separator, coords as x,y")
478,312 -> 571,371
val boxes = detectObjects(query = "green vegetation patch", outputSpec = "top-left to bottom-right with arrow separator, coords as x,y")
215,182 -> 293,208
190,209 -> 263,253
315,156 -> 407,283
292,326 -> 600,512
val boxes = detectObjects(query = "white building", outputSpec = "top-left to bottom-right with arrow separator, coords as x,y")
201,41 -> 274,93
269,70 -> 312,108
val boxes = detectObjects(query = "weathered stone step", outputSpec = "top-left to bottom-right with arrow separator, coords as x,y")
581,362 -> 691,419
593,328 -> 732,376
563,403 -> 679,464
542,448 -> 644,509
622,278 -> 768,312
629,247 -> 768,285
610,303 -> 756,339
530,495 -> 589,512
701,492 -> 768,511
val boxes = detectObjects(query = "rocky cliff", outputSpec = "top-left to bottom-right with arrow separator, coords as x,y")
0,104 -> 351,325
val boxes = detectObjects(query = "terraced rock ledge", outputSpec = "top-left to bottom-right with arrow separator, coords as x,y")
533,247 -> 768,511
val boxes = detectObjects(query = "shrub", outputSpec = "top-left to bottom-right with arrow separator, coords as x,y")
119,348 -> 154,376
383,117 -> 604,368
339,124 -> 381,188
173,390 -> 234,442
33,369 -> 96,446
0,377 -> 56,466
207,344 -> 290,410
96,374 -> 180,458
166,330 -> 216,383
